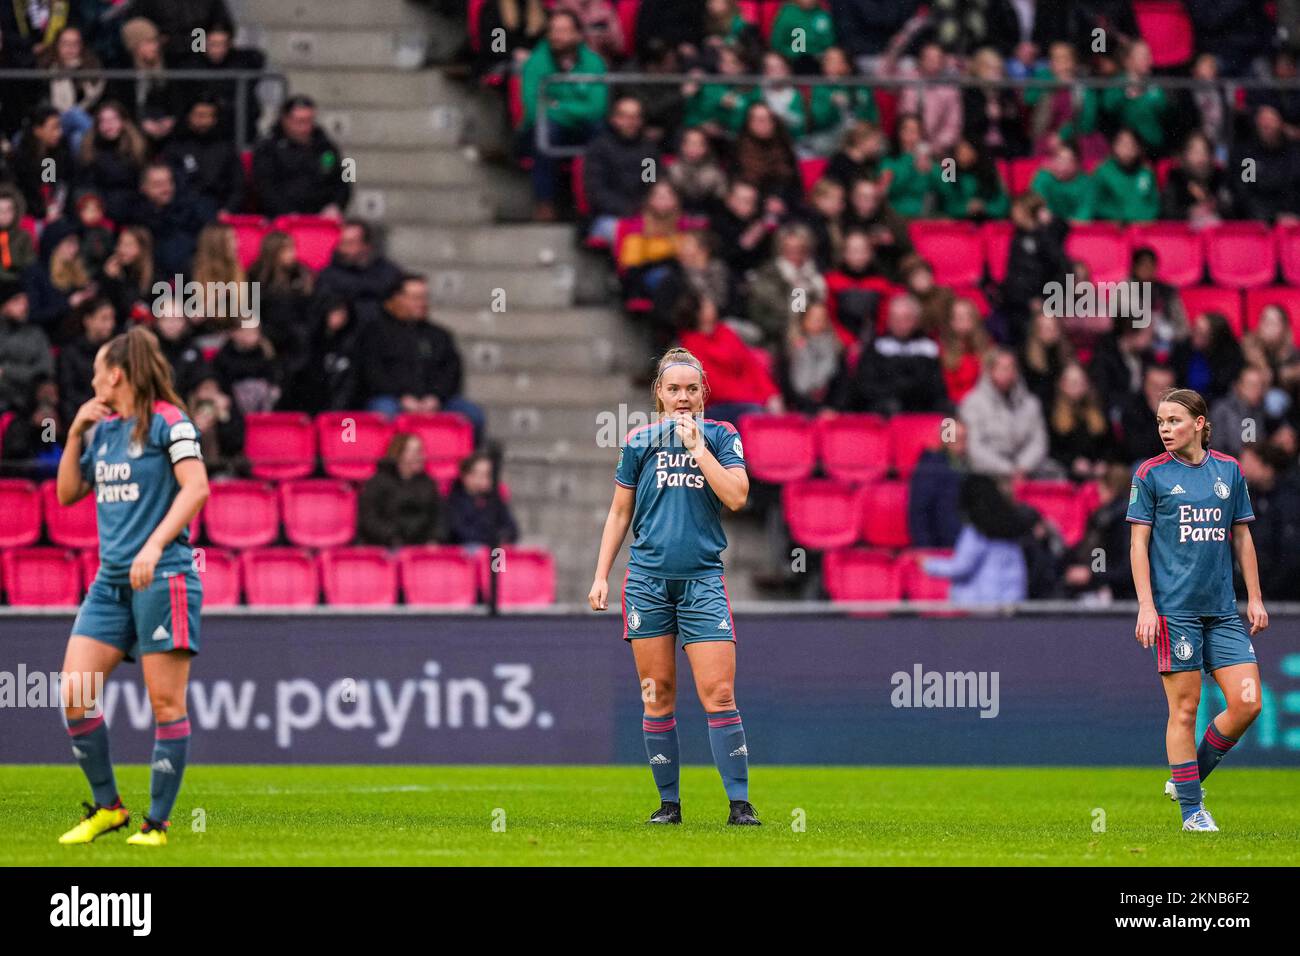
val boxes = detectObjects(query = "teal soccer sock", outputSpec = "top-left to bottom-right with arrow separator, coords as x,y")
643,713 -> 680,802
706,710 -> 749,801
148,716 -> 191,824
67,713 -> 120,808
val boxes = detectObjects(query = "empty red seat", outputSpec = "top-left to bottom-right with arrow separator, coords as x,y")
240,547 -> 319,606
572,154 -> 592,220
1245,287 -> 1300,342
41,480 -> 97,548
909,221 -> 984,286
218,213 -> 269,269
321,547 -> 398,605
616,0 -> 638,56
822,548 -> 902,602
1014,479 -> 1089,548
1134,0 -> 1194,68
1127,222 -> 1204,287
782,480 -> 861,550
271,215 -> 341,271
737,413 -> 815,483
204,480 -> 279,548
982,220 -> 1013,283
1276,222 -> 1300,285
399,545 -> 479,606
0,479 -> 41,547
280,479 -> 357,548
859,481 -> 911,548
3,548 -> 80,605
1008,157 -> 1043,196
393,412 -> 475,482
193,546 -> 240,606
814,414 -> 889,482
1066,223 -> 1130,283
484,546 -> 556,606
1207,224 -> 1277,289
317,411 -> 393,481
799,157 -> 829,194
1180,286 -> 1244,337
244,412 -> 315,479
889,413 -> 948,478
899,548 -> 954,601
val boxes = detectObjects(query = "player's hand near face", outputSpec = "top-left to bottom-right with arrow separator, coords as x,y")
588,577 -> 608,611
674,412 -> 700,452
70,398 -> 112,437
1247,598 -> 1268,636
130,541 -> 163,591
1135,603 -> 1159,648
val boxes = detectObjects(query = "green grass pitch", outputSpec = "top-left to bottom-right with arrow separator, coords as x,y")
3,765 -> 1299,866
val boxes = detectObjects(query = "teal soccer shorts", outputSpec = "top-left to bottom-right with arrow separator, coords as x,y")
622,570 -> 735,646
1154,611 -> 1256,674
72,569 -> 202,661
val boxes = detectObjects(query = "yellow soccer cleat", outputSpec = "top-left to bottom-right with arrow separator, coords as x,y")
58,802 -> 130,845
126,822 -> 169,847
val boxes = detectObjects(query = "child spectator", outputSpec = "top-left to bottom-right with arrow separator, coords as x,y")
304,294 -> 362,413
666,127 -> 728,216
785,301 -> 843,412
1047,362 -> 1113,480
617,182 -> 686,297
359,433 -> 445,547
446,451 -> 521,547
880,114 -> 934,218
1062,464 -> 1137,599
0,185 -> 36,283
1089,128 -> 1159,223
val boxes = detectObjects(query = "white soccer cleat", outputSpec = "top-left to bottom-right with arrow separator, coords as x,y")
1182,807 -> 1219,832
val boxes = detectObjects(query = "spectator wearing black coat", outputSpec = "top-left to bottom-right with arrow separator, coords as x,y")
1089,315 -> 1156,421
154,301 -> 210,399
1116,364 -> 1176,465
1184,0 -> 1274,78
632,0 -> 703,63
187,375 -> 246,477
251,95 -> 351,218
1238,445 -> 1300,600
358,433 -> 445,547
1169,311 -> 1244,407
1062,463 -> 1136,599
356,274 -> 486,441
707,179 -> 775,276
76,101 -> 148,223
1000,193 -> 1069,346
314,220 -> 403,327
0,376 -> 64,480
214,325 -> 283,414
908,418 -> 968,549
179,20 -> 266,143
107,17 -> 187,147
829,0 -> 923,67
583,96 -> 658,245
1229,107 -> 1300,223
57,298 -> 115,423
0,284 -> 54,414
9,106 -> 73,221
131,0 -> 235,63
445,452 -> 520,547
303,294 -> 363,413
834,294 -> 950,414
22,218 -> 96,341
121,162 -> 210,277
162,96 -> 245,217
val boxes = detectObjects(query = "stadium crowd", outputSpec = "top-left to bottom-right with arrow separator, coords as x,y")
492,0 -> 1300,603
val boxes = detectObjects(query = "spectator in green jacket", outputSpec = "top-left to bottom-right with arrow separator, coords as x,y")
681,43 -> 759,135
1099,40 -> 1168,155
881,113 -> 935,218
1029,140 -> 1094,222
932,138 -> 1010,220
1090,128 -> 1159,223
805,46 -> 878,155
771,0 -> 836,70
518,10 -> 609,219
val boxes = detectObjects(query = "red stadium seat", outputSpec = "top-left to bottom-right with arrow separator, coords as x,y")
0,479 -> 41,547
1127,222 -> 1204,287
1065,223 -> 1130,283
888,413 -> 948,478
1154,157 -> 1177,190
218,212 -> 269,270
41,480 -> 97,548
272,215 -> 341,271
321,547 -> 398,606
280,479 -> 357,548
399,545 -> 479,606
393,412 -> 475,483
1244,287 -> 1300,343
572,154 -> 592,220
908,221 -> 984,286
1134,1 -> 1195,68
1008,157 -> 1043,196
240,547 -> 319,606
1179,286 -> 1244,337
316,411 -> 393,481
80,548 -> 99,588
193,546 -> 240,606
782,479 -> 862,550
3,548 -> 81,605
244,412 -> 315,480
737,413 -> 815,483
485,545 -> 557,606
799,157 -> 829,195
18,215 -> 38,242
814,414 -> 889,483
1206,223 -> 1277,289
899,548 -> 954,602
859,481 -> 910,548
822,548 -> 902,602
468,0 -> 487,53
204,480 -> 280,548
1013,479 -> 1089,548
982,220 -> 1013,283
616,0 -> 638,57
1275,222 -> 1300,285
0,411 -> 11,453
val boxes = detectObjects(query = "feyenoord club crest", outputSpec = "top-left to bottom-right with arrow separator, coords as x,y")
1213,478 -> 1230,500
628,608 -> 641,631
1174,638 -> 1194,661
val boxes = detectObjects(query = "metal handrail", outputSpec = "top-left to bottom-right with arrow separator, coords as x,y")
0,67 -> 289,153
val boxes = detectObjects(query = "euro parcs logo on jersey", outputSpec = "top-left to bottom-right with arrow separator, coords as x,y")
1213,478 -> 1231,500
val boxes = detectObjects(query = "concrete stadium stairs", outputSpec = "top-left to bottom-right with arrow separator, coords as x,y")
239,0 -> 770,602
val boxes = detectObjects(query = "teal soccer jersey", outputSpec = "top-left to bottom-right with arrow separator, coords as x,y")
615,416 -> 747,579
79,401 -> 203,584
1126,449 -> 1254,615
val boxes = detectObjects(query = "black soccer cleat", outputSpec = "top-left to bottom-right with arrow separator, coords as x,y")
647,801 -> 682,824
727,800 -> 761,826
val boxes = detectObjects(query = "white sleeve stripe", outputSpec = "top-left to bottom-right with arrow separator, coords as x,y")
168,439 -> 202,463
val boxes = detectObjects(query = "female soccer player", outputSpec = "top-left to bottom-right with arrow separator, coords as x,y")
1128,387 -> 1267,832
55,326 -> 209,847
589,347 -> 759,826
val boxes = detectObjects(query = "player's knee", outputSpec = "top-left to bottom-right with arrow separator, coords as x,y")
1169,697 -> 1199,728
701,679 -> 735,711
148,692 -> 186,725
641,677 -> 676,712
1233,696 -> 1263,724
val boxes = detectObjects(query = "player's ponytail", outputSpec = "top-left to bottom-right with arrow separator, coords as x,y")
103,326 -> 187,448
1160,387 -> 1211,449
652,347 -> 709,414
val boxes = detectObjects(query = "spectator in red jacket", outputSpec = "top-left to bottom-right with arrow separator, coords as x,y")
939,296 -> 991,405
675,291 -> 783,425
824,229 -> 896,345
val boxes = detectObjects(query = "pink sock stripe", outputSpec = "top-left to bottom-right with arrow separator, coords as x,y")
643,719 -> 676,732
1171,766 -> 1200,781
156,718 -> 191,740
707,716 -> 742,728
68,714 -> 105,737
1205,725 -> 1236,750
